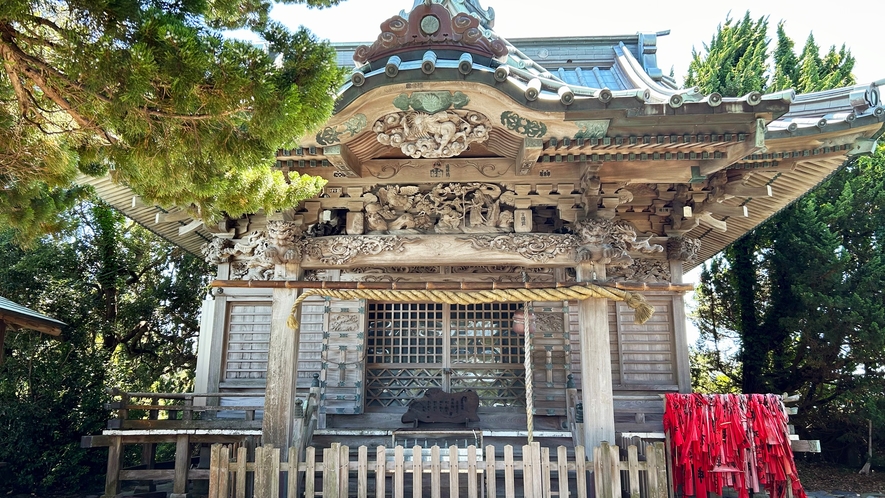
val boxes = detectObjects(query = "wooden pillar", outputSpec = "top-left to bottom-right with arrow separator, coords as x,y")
669,259 -> 692,393
262,262 -> 303,462
576,261 -> 615,457
170,434 -> 190,498
101,436 -> 123,498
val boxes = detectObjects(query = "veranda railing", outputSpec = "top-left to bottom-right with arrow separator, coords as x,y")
207,441 -> 669,498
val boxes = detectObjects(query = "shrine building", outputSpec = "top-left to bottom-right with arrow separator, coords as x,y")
81,1 -> 884,496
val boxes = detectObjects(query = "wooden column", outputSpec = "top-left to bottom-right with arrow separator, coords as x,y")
669,259 -> 692,393
576,260 -> 615,457
170,434 -> 190,498
262,262 -> 303,461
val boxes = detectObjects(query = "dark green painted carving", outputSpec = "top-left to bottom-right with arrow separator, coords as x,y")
316,114 -> 368,145
501,111 -> 547,138
393,91 -> 469,114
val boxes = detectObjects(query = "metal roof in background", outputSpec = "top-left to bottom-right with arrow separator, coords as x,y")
0,296 -> 66,336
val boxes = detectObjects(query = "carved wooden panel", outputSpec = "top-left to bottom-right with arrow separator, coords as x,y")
321,298 -> 367,415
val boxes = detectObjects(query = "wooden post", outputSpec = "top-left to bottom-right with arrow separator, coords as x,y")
262,262 -> 303,463
669,259 -> 692,393
324,444 -> 340,498
576,261 -> 616,456
101,436 -> 123,498
170,434 -> 190,498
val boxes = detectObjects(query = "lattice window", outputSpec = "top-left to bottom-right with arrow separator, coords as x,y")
450,305 -> 523,364
365,302 -> 525,408
367,303 -> 444,365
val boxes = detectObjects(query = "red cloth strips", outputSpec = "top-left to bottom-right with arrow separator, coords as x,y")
663,393 -> 806,498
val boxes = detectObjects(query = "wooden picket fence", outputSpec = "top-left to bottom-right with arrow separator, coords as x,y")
207,441 -> 669,498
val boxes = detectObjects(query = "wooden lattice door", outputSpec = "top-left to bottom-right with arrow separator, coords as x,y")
365,302 -> 526,408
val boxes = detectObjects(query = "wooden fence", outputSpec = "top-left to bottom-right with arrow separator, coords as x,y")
207,441 -> 669,498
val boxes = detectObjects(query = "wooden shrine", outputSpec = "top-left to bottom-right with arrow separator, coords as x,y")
80,0 -> 884,495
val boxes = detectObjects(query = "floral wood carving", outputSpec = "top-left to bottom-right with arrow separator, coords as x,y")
330,314 -> 361,332
315,114 -> 367,146
305,236 -> 413,266
533,312 -> 565,334
667,237 -> 701,263
465,234 -> 575,263
573,219 -> 663,266
225,231 -> 274,280
393,92 -> 469,114
374,110 -> 491,159
352,4 -> 507,66
609,259 -> 671,283
500,111 -> 547,138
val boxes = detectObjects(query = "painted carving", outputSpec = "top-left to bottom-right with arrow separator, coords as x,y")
500,111 -> 547,138
393,91 -> 469,114
305,236 -> 412,266
315,114 -> 367,146
609,259 -> 671,283
352,4 -> 507,66
573,120 -> 610,140
466,234 -> 575,263
573,219 -> 664,266
361,182 -> 516,234
667,237 -> 702,263
374,110 -> 491,159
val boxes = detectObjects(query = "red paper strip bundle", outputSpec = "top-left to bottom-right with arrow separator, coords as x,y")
663,393 -> 806,498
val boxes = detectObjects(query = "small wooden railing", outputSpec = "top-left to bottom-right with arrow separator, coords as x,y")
103,389 -> 265,430
207,441 -> 669,498
83,388 -> 319,498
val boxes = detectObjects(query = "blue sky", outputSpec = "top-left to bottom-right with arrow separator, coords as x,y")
272,0 -> 882,86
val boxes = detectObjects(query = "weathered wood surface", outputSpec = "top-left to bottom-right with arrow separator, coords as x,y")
401,389 -> 480,424
577,262 -> 616,455
205,441 -> 669,498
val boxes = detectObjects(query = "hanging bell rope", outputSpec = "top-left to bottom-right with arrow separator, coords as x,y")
286,282 -> 654,330
522,302 -> 535,443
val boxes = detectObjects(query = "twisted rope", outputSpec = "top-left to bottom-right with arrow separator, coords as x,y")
523,302 -> 534,443
286,283 -> 654,329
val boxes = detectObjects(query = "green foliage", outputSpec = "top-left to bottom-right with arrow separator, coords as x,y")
0,198 -> 212,493
685,12 -> 770,96
689,13 -> 880,462
685,14 -> 855,97
0,0 -> 347,242
693,145 -> 885,458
